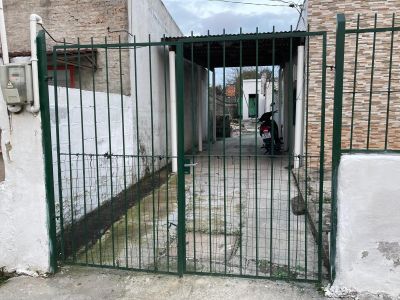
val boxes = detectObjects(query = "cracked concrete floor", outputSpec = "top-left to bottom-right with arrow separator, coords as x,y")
0,266 -> 328,300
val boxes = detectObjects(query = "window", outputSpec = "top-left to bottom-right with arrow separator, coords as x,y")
47,65 -> 75,88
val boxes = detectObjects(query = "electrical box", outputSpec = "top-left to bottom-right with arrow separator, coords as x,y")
0,63 -> 33,105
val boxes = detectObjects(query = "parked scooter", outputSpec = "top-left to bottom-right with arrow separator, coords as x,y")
258,111 -> 281,154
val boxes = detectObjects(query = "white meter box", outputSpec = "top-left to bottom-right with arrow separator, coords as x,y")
0,63 -> 33,105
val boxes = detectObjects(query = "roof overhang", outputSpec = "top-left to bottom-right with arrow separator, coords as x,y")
8,49 -> 98,70
163,31 -> 306,69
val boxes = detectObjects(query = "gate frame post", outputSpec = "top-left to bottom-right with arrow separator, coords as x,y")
331,13 -> 346,282
37,30 -> 58,273
176,42 -> 186,277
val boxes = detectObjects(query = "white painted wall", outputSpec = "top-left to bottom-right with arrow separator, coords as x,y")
0,54 -> 51,274
333,154 -> 400,297
49,87 -> 137,226
0,95 -> 50,274
127,0 -> 182,164
183,62 -> 208,152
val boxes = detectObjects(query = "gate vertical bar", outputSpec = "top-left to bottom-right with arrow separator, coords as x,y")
52,43 -> 65,262
133,36 -> 142,269
239,27 -> 243,275
104,37 -> 116,267
331,13 -> 346,281
77,38 -> 89,265
367,14 -> 377,150
176,42 -> 186,277
63,39 -> 74,263
222,29 -> 227,274
38,30 -> 58,272
207,31 -> 212,273
349,15 -> 360,151
304,26 -> 310,279
190,34 -> 196,271
287,26 -> 293,275
91,38 -> 102,266
254,28 -> 259,276
385,14 -> 395,150
318,32 -> 327,283
118,35 -> 129,268
162,35 -> 171,272
148,35 -> 157,270
270,26 -> 275,276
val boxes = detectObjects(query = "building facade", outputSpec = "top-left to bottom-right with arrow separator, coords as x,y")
301,0 -> 400,160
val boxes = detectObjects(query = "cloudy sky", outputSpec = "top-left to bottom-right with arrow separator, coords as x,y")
162,0 -> 303,36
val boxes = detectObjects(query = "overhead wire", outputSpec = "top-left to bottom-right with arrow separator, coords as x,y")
208,0 -> 293,7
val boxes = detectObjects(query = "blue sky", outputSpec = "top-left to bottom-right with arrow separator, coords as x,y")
162,0 -> 303,35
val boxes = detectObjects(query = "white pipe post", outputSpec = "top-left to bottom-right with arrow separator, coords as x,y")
212,71 -> 216,143
0,1 -> 22,113
282,65 -> 289,151
0,0 -> 9,65
294,45 -> 305,169
27,14 -> 42,114
169,50 -> 178,173
197,68 -> 203,152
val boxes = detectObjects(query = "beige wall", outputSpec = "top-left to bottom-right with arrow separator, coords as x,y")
306,1 -> 400,163
3,0 -> 130,94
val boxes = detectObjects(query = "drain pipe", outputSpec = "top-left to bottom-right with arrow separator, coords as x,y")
26,14 -> 42,114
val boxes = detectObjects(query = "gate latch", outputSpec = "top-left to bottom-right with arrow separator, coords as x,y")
184,159 -> 198,174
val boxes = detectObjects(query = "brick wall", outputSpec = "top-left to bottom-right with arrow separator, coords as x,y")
306,0 -> 400,164
3,0 -> 130,94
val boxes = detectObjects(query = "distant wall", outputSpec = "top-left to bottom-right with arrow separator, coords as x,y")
241,79 -> 265,120
333,154 -> 400,296
127,0 -> 183,164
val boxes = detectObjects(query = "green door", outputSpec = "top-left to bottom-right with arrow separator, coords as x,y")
248,94 -> 258,118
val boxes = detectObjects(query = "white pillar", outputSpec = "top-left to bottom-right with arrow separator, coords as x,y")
169,50 -> 178,173
294,46 -> 305,169
282,65 -> 289,151
197,68 -> 203,152
212,71 -> 216,143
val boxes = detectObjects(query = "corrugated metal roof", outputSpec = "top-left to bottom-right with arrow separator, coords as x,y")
163,31 -> 306,68
163,30 -> 306,41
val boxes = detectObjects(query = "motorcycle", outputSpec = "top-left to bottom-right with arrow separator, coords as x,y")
258,111 -> 281,155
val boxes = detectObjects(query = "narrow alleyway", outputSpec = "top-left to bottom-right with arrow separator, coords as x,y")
184,130 -> 318,279
74,121 -> 319,280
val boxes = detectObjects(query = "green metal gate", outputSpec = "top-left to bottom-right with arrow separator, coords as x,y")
39,27 -> 328,282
